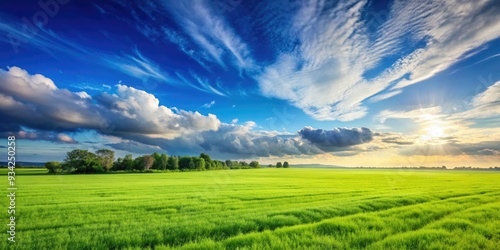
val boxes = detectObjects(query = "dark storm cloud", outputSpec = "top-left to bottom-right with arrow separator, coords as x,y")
298,126 -> 373,150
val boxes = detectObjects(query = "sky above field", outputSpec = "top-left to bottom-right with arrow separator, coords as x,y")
0,0 -> 499,167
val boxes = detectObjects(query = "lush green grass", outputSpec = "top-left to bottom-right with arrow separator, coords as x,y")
3,168 -> 499,249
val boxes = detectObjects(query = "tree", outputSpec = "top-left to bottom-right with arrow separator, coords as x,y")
193,157 -> 206,170
200,153 -> 214,170
240,161 -> 249,168
45,161 -> 62,174
200,153 -> 212,163
62,149 -> 102,173
249,161 -> 260,168
268,164 -> 273,168
151,152 -> 168,170
276,162 -> 282,168
225,160 -> 232,168
122,154 -> 134,171
133,155 -> 154,171
151,152 -> 162,169
95,149 -> 115,171
179,156 -> 194,170
283,161 -> 289,168
214,160 -> 227,169
167,156 -> 179,170
113,157 -> 123,171
160,154 -> 168,170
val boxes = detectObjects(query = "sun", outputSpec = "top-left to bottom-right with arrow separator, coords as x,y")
419,124 -> 446,143
426,125 -> 445,138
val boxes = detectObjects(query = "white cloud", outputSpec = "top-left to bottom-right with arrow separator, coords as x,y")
257,0 -> 500,121
175,72 -> 228,96
459,81 -> 500,119
160,0 -> 255,72
368,90 -> 402,103
102,48 -> 168,83
377,106 -> 443,124
0,66 -> 220,140
75,91 -> 91,99
202,100 -> 216,108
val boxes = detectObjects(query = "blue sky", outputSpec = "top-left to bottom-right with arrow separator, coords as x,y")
0,0 -> 499,167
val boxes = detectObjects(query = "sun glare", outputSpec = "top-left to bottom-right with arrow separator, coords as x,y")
426,125 -> 445,138
420,124 -> 447,143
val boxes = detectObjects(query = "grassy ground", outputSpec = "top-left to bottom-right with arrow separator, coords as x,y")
2,168 -> 499,249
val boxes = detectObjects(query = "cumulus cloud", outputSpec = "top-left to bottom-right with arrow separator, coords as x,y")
95,122 -> 379,158
0,66 -> 220,141
0,66 -> 102,132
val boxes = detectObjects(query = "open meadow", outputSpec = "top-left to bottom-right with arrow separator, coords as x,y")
3,168 -> 500,249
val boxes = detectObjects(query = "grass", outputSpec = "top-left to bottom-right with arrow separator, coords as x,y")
2,168 -> 499,249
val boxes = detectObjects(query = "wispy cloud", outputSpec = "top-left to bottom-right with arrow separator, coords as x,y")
101,48 -> 169,83
256,0 -> 500,121
460,81 -> 500,119
175,72 -> 228,96
161,0 -> 255,72
202,100 -> 215,108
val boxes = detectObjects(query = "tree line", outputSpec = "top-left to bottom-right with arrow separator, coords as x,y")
45,149 -> 289,174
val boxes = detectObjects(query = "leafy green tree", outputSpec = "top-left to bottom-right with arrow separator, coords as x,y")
167,156 -> 179,170
200,153 -> 214,170
151,152 -> 162,169
249,161 -> 260,168
160,154 -> 168,170
45,161 -> 62,174
200,153 -> 212,163
123,154 -> 134,171
283,161 -> 289,168
152,152 -> 168,170
113,157 -> 124,171
239,161 -> 249,168
213,160 -> 223,169
276,162 -> 282,168
193,157 -> 206,170
225,160 -> 232,168
179,156 -> 194,170
133,155 -> 154,171
95,149 -> 115,171
62,149 -> 102,173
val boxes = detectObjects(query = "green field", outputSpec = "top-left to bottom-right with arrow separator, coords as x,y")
3,168 -> 500,249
